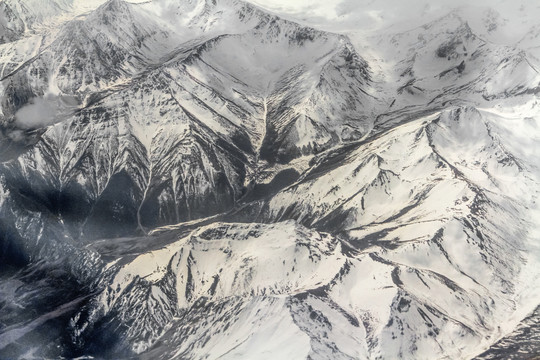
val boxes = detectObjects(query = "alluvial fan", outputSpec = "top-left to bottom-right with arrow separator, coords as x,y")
0,0 -> 539,359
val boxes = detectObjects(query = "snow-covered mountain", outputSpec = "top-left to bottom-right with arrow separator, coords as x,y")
369,11 -> 540,110
0,1 -> 538,359
0,0 -> 376,239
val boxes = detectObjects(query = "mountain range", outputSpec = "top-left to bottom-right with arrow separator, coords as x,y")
0,0 -> 539,359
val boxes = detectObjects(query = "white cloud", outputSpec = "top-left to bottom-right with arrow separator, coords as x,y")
14,93 -> 80,129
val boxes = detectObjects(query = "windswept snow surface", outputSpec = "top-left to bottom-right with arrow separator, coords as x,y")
0,0 -> 539,359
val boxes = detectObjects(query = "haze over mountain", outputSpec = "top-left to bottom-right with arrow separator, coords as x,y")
0,0 -> 538,359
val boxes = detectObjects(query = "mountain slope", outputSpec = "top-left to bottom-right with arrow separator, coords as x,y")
372,11 -> 540,109
64,104 -> 540,359
0,0 -> 376,244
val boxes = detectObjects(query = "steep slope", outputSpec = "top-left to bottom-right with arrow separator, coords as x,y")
0,0 -> 73,44
71,221 -> 346,358
474,306 -> 540,359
